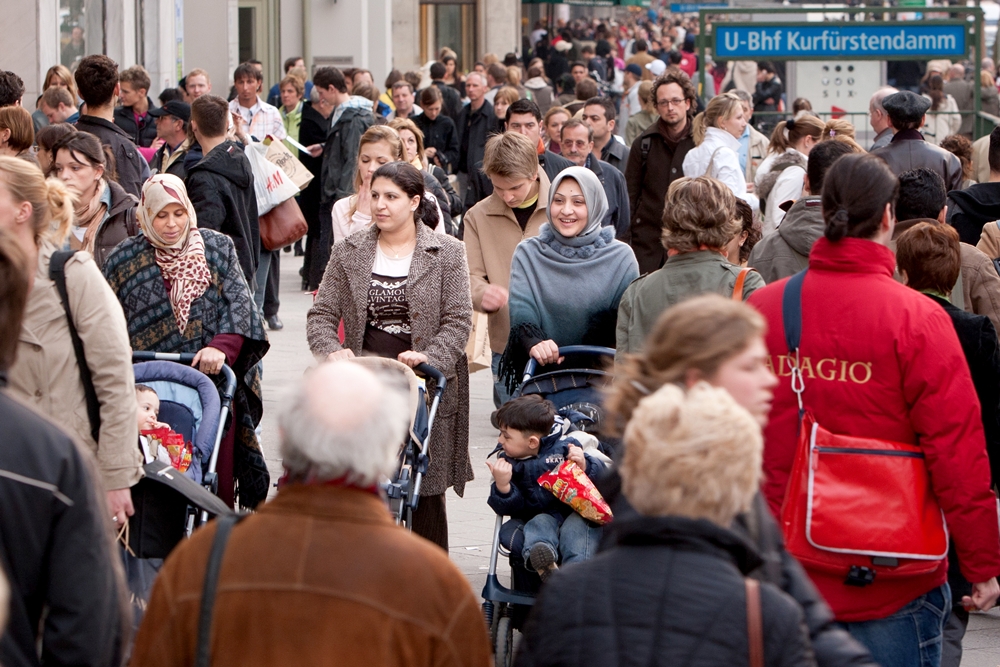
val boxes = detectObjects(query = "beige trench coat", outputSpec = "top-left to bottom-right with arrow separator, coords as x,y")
8,242 -> 142,490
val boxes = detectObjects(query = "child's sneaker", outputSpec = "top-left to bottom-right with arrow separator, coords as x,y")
528,543 -> 559,581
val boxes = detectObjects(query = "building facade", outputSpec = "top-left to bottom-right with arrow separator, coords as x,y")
4,0 -> 522,105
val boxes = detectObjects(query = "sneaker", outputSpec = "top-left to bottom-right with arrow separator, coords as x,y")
528,543 -> 559,581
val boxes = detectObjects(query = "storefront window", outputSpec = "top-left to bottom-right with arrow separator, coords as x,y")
60,0 -> 105,69
420,0 -> 476,73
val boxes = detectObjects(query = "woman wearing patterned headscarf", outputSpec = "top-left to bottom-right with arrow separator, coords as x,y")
103,173 -> 271,510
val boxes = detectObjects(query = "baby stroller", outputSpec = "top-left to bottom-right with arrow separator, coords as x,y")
482,345 -> 616,666
346,357 -> 446,529
126,352 -> 237,624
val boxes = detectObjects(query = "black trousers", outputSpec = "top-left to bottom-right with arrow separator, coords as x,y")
263,249 -> 280,319
411,493 -> 448,551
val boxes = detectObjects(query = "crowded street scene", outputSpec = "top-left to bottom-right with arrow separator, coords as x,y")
7,0 -> 1000,664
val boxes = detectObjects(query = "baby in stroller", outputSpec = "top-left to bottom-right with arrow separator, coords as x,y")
136,385 -> 171,465
486,395 -> 610,580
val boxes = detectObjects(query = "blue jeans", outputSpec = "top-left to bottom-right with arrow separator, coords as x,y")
522,513 -> 601,569
492,351 -> 512,408
842,583 -> 951,667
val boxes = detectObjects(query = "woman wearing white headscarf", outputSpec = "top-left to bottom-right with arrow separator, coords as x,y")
103,173 -> 271,510
498,166 -> 638,393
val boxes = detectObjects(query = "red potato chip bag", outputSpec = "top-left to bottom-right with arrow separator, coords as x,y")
537,460 -> 613,525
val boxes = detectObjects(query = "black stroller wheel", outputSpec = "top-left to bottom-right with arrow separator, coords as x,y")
495,612 -> 514,667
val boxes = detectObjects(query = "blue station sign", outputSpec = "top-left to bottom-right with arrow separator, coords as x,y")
671,2 -> 726,14
713,23 -> 967,60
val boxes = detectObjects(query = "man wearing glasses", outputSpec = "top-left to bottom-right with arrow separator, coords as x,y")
624,70 -> 698,274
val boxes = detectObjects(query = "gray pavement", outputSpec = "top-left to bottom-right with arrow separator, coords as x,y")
261,253 -> 1000,663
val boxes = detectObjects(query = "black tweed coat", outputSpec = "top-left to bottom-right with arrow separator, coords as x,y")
306,223 -> 474,497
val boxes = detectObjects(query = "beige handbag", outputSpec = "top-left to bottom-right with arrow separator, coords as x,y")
465,312 -> 491,373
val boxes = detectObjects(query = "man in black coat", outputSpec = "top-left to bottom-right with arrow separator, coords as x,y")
872,90 -> 963,192
415,86 -> 460,173
113,65 -> 158,147
947,125 -> 1000,246
0,236 -> 127,667
457,71 -> 497,210
896,221 -> 1000,667
504,99 -> 573,186
186,95 -> 260,291
428,61 -> 463,122
559,118 -> 629,241
582,97 -> 630,175
148,100 -> 191,179
625,70 -> 697,274
297,99 -> 331,291
74,55 -> 150,198
304,67 -> 374,288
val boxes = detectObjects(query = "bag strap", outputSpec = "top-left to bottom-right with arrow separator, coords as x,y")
49,250 -> 101,444
195,513 -> 246,667
781,270 -> 807,417
732,267 -> 754,302
745,578 -> 764,667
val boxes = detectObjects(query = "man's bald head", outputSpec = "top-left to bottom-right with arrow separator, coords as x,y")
947,64 -> 965,81
279,361 -> 409,485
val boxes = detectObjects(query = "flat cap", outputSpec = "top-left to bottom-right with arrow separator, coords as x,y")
148,100 -> 191,122
881,90 -> 931,124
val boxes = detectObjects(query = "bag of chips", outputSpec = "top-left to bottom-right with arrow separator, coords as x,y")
141,427 -> 193,473
538,460 -> 614,525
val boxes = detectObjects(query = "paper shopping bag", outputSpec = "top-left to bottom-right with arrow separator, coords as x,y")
465,311 -> 491,373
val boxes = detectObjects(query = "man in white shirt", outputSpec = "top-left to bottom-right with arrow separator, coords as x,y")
228,62 -> 286,142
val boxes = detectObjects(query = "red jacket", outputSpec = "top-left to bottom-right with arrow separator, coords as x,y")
749,237 -> 1000,621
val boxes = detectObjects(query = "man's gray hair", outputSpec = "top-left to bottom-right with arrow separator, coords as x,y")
278,362 -> 409,486
731,88 -> 752,106
466,71 -> 488,87
870,86 -> 898,113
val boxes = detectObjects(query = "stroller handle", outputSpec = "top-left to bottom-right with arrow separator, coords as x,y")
522,345 -> 616,380
413,362 -> 447,394
132,351 -> 237,403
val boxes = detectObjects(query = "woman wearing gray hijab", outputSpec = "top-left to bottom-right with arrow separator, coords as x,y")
498,167 -> 639,394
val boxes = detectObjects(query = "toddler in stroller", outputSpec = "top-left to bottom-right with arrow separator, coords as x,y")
486,395 -> 610,581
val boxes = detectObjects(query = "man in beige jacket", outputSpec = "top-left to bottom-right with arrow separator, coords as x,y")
464,132 -> 550,406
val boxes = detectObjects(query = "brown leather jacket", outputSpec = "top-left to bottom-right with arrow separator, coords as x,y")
872,130 -> 963,192
131,485 -> 492,667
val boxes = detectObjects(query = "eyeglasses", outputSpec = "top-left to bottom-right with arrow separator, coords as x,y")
656,98 -> 688,109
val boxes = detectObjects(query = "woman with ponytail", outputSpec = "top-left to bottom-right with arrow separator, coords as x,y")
51,131 -> 139,267
307,161 -> 473,550
755,113 -> 824,235
683,92 -> 759,211
748,152 -> 1000,664
0,156 -> 142,525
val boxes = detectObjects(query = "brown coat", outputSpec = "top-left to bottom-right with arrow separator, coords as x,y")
464,168 -> 550,353
131,485 -> 492,667
8,242 -> 142,490
306,224 -> 473,496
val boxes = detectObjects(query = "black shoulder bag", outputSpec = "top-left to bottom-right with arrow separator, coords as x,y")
195,513 -> 246,667
50,250 -> 102,443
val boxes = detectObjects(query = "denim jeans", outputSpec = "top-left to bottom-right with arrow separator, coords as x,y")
492,351 -> 512,408
842,583 -> 951,667
522,513 -> 601,569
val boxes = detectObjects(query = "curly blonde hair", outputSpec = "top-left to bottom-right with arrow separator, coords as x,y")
621,382 -> 762,526
661,176 -> 740,252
